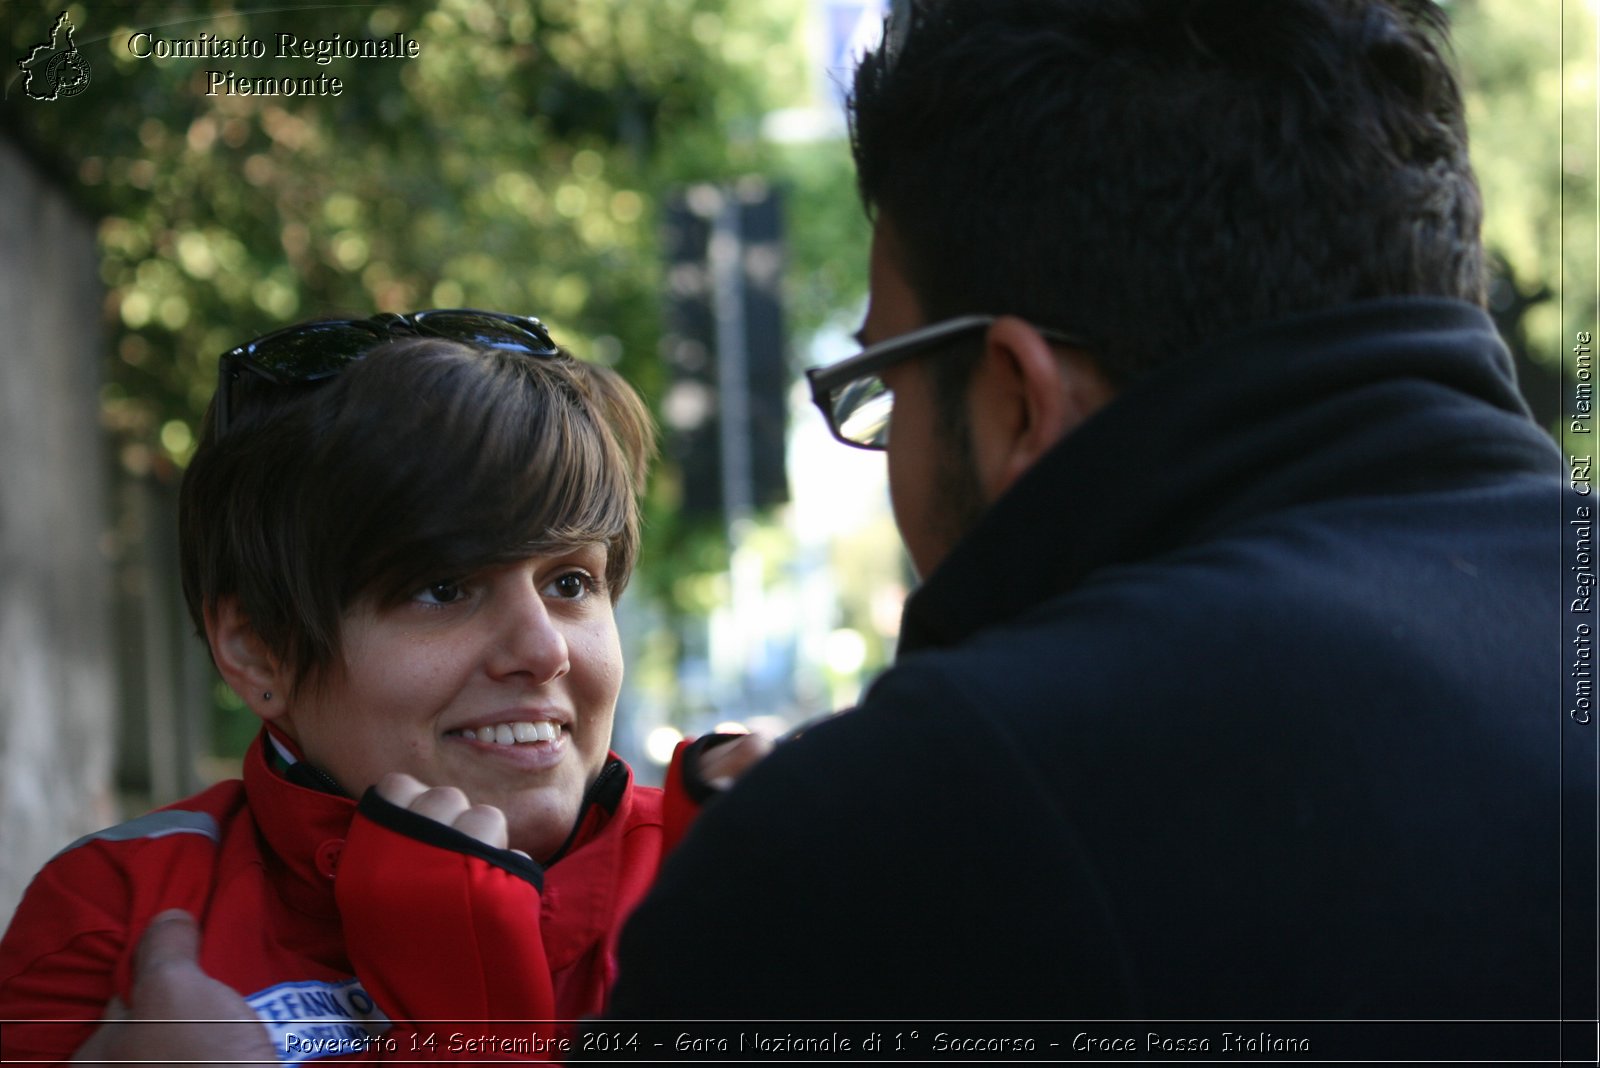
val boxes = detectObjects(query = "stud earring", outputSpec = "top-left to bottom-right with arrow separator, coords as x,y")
263,691 -> 273,701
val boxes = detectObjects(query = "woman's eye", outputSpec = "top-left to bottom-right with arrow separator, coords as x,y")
413,581 -> 467,606
545,571 -> 593,600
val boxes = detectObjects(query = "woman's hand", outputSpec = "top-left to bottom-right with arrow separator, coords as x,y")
375,772 -> 520,854
695,730 -> 777,791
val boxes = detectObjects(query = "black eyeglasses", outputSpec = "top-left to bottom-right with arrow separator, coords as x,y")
213,309 -> 561,438
805,315 -> 1086,450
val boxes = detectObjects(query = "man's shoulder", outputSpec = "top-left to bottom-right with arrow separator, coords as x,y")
989,478 -> 1551,644
877,482 -> 1560,756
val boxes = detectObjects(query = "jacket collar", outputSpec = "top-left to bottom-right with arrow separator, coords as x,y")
898,298 -> 1558,655
243,727 -> 635,956
536,758 -> 642,971
244,730 -> 356,919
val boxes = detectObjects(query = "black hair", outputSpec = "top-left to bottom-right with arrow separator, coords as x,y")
850,0 -> 1483,390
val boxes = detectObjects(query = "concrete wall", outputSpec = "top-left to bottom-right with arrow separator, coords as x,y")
0,135 -> 118,926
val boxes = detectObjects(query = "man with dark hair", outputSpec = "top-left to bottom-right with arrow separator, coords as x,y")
606,0 -> 1581,1020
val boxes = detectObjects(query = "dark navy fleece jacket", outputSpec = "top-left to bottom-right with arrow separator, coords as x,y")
610,299 -> 1588,1027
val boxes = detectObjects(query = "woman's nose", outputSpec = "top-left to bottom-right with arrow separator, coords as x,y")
486,585 -> 570,684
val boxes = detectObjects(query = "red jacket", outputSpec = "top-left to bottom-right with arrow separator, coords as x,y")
0,731 -> 671,1062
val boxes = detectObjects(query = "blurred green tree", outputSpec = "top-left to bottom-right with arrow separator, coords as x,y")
1451,0 -> 1596,437
2,0 -> 868,604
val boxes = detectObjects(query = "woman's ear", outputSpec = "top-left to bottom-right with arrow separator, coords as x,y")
205,597 -> 291,725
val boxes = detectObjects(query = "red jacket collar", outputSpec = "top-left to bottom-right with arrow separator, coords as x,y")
241,728 -> 659,969
244,732 -> 357,919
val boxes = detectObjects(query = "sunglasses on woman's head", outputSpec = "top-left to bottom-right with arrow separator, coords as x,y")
212,309 -> 561,438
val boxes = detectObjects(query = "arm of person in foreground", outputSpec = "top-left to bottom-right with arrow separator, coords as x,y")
63,780 -> 550,1065
70,911 -> 274,1068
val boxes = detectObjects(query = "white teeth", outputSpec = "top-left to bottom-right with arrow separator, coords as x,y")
455,721 -> 560,746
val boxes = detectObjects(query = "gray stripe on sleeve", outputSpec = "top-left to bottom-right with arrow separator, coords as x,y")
53,810 -> 220,859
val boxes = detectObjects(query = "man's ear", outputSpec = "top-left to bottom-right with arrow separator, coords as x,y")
204,597 -> 291,725
967,315 -> 1116,501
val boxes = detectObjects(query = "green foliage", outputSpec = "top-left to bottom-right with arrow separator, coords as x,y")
4,0 -> 868,607
6,1 -> 720,444
1450,0 -> 1596,415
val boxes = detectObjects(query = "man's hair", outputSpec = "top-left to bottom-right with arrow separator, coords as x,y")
179,337 -> 655,695
849,0 -> 1484,388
